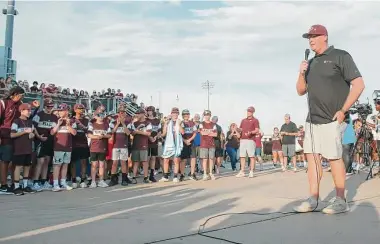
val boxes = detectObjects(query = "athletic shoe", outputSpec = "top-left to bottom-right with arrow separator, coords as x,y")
322,197 -> 349,214
293,197 -> 319,213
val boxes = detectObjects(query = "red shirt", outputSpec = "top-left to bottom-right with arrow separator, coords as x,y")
129,120 -> 152,150
0,99 -> 21,145
53,120 -> 77,152
109,118 -> 131,149
239,117 -> 259,140
11,118 -> 34,155
199,121 -> 216,148
254,134 -> 262,148
88,122 -> 111,153
181,120 -> 196,140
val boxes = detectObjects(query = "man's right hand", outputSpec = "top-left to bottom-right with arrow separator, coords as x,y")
300,60 -> 308,73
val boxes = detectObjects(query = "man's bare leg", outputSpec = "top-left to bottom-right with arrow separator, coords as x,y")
329,159 -> 346,198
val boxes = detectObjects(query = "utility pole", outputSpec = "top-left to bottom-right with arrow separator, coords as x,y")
1,0 -> 18,78
201,80 -> 214,110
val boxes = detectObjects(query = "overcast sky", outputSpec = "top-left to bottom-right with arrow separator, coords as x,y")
1,0 -> 379,133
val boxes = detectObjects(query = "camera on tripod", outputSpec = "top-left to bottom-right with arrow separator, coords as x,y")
349,101 -> 373,121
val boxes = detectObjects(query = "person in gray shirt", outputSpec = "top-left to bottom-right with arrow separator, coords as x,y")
280,114 -> 298,172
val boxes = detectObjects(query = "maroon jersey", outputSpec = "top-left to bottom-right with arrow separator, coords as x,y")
199,121 -> 216,148
239,117 -> 259,140
181,120 -> 196,140
53,120 -> 77,152
109,118 -> 131,149
272,134 -> 282,151
72,117 -> 89,148
147,118 -> 161,148
128,120 -> 152,150
11,118 -> 34,155
88,122 -> 111,153
254,134 -> 262,148
32,111 -> 58,139
0,99 -> 21,145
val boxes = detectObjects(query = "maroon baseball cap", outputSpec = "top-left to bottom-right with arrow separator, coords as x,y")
171,107 -> 179,114
57,103 -> 69,111
74,104 -> 85,110
247,106 -> 255,113
302,24 -> 328,38
19,103 -> 31,112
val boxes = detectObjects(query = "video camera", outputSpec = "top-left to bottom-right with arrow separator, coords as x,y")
349,101 -> 373,120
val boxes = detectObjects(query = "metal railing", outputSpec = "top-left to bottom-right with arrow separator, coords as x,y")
0,88 -> 138,116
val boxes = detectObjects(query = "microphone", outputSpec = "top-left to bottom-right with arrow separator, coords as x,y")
305,49 -> 310,60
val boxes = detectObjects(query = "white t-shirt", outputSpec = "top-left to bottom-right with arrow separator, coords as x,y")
366,113 -> 380,140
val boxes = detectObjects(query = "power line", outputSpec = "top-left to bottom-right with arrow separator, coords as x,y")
201,80 -> 214,110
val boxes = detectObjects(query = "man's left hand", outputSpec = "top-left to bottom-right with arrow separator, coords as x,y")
333,110 -> 345,124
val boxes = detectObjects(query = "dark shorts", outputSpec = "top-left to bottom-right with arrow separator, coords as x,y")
131,150 -> 148,162
72,147 -> 90,161
215,148 -> 224,158
0,144 -> 12,162
148,147 -> 158,157
90,152 -> 106,162
12,154 -> 32,166
36,140 -> 54,158
180,145 -> 196,160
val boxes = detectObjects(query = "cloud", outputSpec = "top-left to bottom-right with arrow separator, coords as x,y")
1,1 -> 379,133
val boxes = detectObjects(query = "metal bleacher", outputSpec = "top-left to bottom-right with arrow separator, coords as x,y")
0,88 -> 139,117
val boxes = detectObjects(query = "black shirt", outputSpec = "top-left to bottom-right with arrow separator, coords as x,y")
305,46 -> 362,124
226,131 -> 239,149
214,124 -> 222,148
280,122 -> 298,145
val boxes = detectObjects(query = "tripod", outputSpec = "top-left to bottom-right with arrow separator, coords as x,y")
350,119 -> 375,180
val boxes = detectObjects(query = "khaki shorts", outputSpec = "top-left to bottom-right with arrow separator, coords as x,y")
131,150 -> 148,162
53,151 -> 71,165
199,148 -> 215,159
239,139 -> 256,158
112,148 -> 128,161
303,121 -> 347,160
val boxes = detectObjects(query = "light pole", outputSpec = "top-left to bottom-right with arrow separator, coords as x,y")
202,80 -> 214,110
2,0 -> 18,78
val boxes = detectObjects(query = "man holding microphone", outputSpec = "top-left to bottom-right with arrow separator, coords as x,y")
294,25 -> 365,214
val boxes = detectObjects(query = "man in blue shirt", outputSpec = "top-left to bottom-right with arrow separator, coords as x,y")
343,115 -> 356,175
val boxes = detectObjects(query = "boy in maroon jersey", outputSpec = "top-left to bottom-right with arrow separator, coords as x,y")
128,108 -> 152,183
108,107 -> 132,186
198,110 -> 217,181
11,104 -> 46,195
87,111 -> 111,188
32,99 -> 56,191
50,103 -> 77,192
146,106 -> 161,182
70,104 -> 90,188
180,109 -> 198,181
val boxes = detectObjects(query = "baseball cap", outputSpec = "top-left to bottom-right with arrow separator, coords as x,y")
171,107 -> 179,114
203,110 -> 211,116
247,106 -> 255,113
182,109 -> 190,115
135,108 -> 145,114
19,103 -> 31,112
302,24 -> 328,38
146,106 -> 155,111
212,116 -> 218,121
57,103 -> 69,111
74,104 -> 85,110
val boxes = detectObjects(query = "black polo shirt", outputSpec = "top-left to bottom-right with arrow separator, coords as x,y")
305,46 -> 362,124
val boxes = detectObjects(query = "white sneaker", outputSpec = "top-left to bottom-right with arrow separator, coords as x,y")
236,171 -> 245,178
52,185 -> 61,192
61,183 -> 73,191
42,182 -> 52,190
72,183 -> 78,189
293,197 -> 319,213
209,173 -> 216,180
89,182 -> 97,188
98,180 -> 108,188
202,174 -> 209,181
173,177 -> 179,183
248,171 -> 254,178
159,177 -> 170,182
80,182 -> 87,188
32,183 -> 42,192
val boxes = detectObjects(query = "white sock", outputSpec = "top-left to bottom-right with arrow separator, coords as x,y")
53,180 -> 59,186
14,182 -> 20,189
61,179 -> 67,185
23,179 -> 28,188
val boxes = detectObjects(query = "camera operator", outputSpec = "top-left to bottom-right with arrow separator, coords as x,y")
366,99 -> 380,165
343,114 -> 356,175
